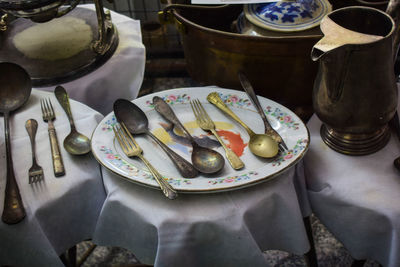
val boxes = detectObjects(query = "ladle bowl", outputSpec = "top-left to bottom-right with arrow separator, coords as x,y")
0,62 -> 32,224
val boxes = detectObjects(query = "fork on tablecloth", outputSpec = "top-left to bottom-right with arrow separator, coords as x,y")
25,119 -> 44,184
41,98 -> 65,177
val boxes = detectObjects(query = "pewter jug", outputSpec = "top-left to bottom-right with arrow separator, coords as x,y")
311,4 -> 400,155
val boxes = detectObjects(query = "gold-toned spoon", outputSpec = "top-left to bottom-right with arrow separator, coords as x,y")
55,86 -> 91,155
207,92 -> 279,158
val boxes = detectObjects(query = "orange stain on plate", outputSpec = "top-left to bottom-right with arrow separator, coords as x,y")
217,130 -> 247,156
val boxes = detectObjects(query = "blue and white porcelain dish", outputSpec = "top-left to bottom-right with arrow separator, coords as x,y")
244,0 -> 332,32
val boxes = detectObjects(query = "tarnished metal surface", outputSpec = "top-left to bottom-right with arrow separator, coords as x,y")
0,62 -> 31,224
160,4 -> 322,121
312,5 -> 399,155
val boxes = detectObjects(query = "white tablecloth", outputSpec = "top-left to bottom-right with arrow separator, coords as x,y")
92,161 -> 312,266
304,113 -> 400,267
0,89 -> 105,267
37,4 -> 146,115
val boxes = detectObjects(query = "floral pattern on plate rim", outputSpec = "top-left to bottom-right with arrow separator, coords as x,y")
98,137 -> 308,186
94,89 -> 308,190
100,146 -> 193,186
101,93 -> 300,132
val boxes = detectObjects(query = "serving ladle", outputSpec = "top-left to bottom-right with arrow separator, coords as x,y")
207,92 -> 279,158
113,99 -> 198,178
0,62 -> 32,224
55,86 -> 91,155
153,96 -> 225,174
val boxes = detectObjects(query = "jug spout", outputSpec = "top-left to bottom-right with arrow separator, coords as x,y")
311,16 -> 384,61
311,37 -> 343,61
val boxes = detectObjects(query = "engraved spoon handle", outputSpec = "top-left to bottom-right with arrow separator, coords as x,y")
238,72 -> 274,132
55,85 -> 75,130
146,130 -> 198,178
152,96 -> 196,143
206,92 -> 254,136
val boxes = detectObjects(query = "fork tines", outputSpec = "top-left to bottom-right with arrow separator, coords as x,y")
113,123 -> 138,156
40,98 -> 55,120
29,169 -> 44,184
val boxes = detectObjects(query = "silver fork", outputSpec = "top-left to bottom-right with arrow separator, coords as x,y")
113,122 -> 178,200
41,98 -> 65,177
25,119 -> 44,184
238,72 -> 288,152
191,99 -> 244,170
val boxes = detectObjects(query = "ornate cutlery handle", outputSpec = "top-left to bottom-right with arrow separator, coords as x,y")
207,92 -> 254,136
152,96 -> 195,142
147,131 -> 198,178
55,86 -> 76,130
2,112 -> 25,224
238,72 -> 287,150
210,128 -> 244,170
48,122 -> 65,177
138,154 -> 178,200
26,119 -> 38,162
238,72 -> 274,132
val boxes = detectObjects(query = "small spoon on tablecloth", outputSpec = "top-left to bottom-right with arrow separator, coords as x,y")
55,85 -> 91,155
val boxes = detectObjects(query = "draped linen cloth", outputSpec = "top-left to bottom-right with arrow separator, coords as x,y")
37,4 -> 146,115
304,112 -> 400,267
0,89 -> 105,267
93,162 -> 311,267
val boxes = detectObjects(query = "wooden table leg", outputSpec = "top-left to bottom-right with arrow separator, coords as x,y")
304,216 -> 318,267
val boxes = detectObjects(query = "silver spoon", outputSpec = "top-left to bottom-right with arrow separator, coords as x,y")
153,96 -> 225,174
238,72 -> 288,150
55,86 -> 91,155
0,62 -> 31,224
113,99 -> 198,178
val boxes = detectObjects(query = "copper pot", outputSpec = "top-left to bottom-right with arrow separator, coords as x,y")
160,4 -> 322,121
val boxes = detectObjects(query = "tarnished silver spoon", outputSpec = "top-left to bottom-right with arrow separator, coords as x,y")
113,99 -> 198,178
55,86 -> 91,155
153,96 -> 225,174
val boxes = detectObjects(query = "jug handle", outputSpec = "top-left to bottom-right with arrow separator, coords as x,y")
386,0 -> 400,61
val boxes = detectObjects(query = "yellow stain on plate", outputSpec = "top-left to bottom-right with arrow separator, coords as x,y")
153,128 -> 172,144
214,121 -> 234,130
152,120 -> 235,144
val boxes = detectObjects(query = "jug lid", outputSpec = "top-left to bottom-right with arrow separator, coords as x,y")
244,0 -> 332,32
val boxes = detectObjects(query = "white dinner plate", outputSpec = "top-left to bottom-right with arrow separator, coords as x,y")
91,87 -> 309,193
